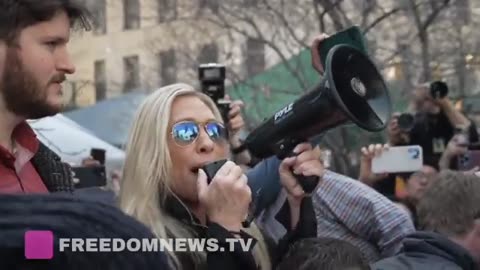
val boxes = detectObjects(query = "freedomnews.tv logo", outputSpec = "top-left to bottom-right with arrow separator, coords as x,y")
25,230 -> 54,260
24,230 -> 255,259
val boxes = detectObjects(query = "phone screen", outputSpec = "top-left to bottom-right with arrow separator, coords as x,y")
457,150 -> 480,171
72,166 -> 107,189
319,26 -> 369,68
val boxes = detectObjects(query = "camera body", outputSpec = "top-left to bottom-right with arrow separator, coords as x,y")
199,63 -> 226,102
198,63 -> 230,122
397,113 -> 415,132
430,81 -> 448,99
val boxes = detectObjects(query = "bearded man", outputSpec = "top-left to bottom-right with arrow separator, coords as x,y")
0,0 -> 91,193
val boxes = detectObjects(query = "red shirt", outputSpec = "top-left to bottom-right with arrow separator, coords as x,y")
0,122 -> 49,194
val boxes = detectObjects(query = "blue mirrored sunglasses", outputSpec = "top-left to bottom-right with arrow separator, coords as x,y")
171,121 -> 228,146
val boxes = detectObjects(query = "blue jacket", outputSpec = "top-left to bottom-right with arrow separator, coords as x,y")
246,157 -> 283,216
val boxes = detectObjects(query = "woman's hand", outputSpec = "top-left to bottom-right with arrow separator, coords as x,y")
197,161 -> 251,232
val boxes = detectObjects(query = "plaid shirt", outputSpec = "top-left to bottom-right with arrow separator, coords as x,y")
313,170 -> 415,261
257,170 -> 415,263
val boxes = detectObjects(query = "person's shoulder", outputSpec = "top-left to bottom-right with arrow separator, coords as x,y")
371,255 -> 408,270
372,253 -> 463,270
322,170 -> 368,188
74,187 -> 117,207
319,171 -> 401,207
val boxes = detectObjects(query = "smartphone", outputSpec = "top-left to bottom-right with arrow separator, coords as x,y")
457,150 -> 480,171
468,142 -> 480,150
72,166 -> 107,189
371,145 -> 423,174
318,25 -> 369,68
90,148 -> 106,165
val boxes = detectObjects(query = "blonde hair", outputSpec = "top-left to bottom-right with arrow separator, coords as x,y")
119,83 -> 270,270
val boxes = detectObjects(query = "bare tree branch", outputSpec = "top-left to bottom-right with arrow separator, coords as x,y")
208,6 -> 310,90
422,0 -> 451,32
363,7 -> 401,34
261,0 -> 309,48
314,0 -> 346,31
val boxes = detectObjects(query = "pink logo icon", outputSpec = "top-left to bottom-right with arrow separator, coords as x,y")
24,230 -> 54,259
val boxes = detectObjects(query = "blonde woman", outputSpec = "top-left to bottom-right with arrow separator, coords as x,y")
119,83 -> 324,270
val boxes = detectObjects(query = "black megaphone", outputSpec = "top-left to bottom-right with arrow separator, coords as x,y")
239,44 -> 392,192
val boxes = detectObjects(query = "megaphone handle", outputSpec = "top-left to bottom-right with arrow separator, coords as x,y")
293,173 -> 319,194
273,138 -> 320,194
287,151 -> 319,194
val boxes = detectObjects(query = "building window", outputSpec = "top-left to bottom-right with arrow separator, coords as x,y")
94,60 -> 107,101
158,0 -> 177,23
199,0 -> 219,13
158,49 -> 177,86
244,0 -> 258,6
123,55 -> 140,92
361,0 -> 376,12
124,0 -> 140,30
246,38 -> 265,76
86,0 -> 107,34
198,43 -> 219,64
456,0 -> 471,25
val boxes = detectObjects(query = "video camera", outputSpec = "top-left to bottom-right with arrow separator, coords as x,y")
430,81 -> 448,99
397,113 -> 415,132
395,81 -> 449,132
198,63 -> 230,123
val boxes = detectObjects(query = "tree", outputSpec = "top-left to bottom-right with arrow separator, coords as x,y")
135,0 -> 478,175
403,0 -> 451,82
162,0 -> 404,176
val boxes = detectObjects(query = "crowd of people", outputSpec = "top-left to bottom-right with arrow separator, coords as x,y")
0,1 -> 479,270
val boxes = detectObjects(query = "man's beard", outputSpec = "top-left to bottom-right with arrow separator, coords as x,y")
0,49 -> 64,119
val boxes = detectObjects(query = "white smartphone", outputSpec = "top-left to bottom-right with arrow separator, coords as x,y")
371,145 -> 423,174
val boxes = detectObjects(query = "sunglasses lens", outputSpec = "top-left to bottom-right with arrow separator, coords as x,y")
205,122 -> 227,141
172,122 -> 199,145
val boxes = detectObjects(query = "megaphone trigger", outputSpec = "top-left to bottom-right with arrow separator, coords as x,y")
294,174 -> 319,194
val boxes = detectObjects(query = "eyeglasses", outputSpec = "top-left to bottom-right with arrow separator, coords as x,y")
171,120 -> 228,146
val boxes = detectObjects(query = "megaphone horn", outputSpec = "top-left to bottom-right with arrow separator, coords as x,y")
238,44 -> 393,226
242,44 -> 392,160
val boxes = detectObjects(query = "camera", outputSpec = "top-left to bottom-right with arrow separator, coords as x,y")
430,81 -> 448,99
397,113 -> 415,132
198,63 -> 230,123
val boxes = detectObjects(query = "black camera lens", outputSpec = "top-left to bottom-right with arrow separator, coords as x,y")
397,113 -> 415,132
430,81 -> 448,99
